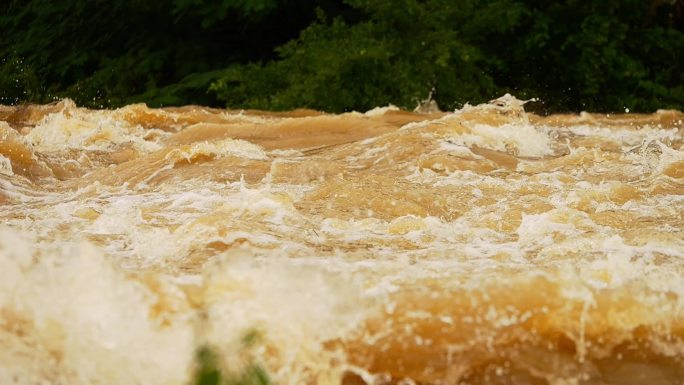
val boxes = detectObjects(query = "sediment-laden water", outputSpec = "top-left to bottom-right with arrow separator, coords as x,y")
1,97 -> 683,385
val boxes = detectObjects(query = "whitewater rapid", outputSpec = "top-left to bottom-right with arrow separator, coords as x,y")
1,98 -> 683,384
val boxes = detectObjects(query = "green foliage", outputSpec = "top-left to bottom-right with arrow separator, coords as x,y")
194,347 -> 222,385
125,70 -> 230,107
212,0 -> 684,112
172,0 -> 279,27
491,0 -> 684,112
212,0 -> 526,112
192,328 -> 271,385
1,0 -> 683,112
193,342 -> 271,385
0,56 -> 42,104
0,0 -> 317,107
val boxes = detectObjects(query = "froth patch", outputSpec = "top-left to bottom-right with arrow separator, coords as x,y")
26,110 -> 164,153
458,123 -> 553,157
0,227 -> 194,385
0,154 -> 13,176
0,121 -> 53,179
201,250 -> 373,384
164,139 -> 268,165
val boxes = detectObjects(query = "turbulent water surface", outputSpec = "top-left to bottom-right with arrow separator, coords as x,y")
1,97 -> 684,385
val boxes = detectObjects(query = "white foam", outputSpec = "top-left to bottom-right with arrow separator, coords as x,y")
0,227 -> 194,385
364,105 -> 400,117
165,138 -> 268,162
456,123 -> 553,157
26,109 -> 165,153
0,154 -> 13,176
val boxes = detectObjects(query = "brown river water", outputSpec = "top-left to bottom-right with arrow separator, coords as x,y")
1,96 -> 683,385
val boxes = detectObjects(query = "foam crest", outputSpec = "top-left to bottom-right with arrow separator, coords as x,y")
26,109 -> 164,153
0,154 -> 13,176
164,138 -> 268,164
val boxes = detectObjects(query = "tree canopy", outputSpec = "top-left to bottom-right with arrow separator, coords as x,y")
1,0 -> 683,112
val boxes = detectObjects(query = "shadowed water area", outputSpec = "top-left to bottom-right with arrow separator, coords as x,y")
1,97 -> 684,384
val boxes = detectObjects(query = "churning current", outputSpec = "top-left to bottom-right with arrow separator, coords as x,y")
1,96 -> 684,384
